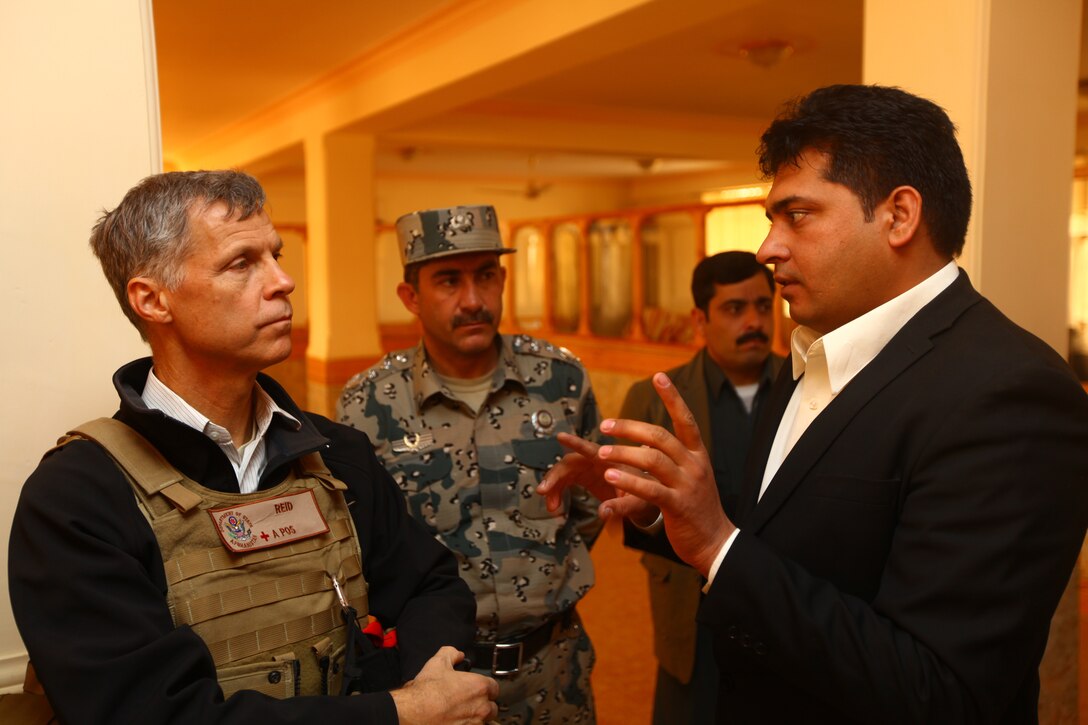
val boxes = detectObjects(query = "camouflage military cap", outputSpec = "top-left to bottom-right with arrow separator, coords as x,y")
395,205 -> 516,266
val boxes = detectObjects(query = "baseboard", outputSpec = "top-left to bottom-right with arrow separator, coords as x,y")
0,651 -> 28,694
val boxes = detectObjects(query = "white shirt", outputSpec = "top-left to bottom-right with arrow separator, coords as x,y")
141,368 -> 301,494
735,382 -> 761,414
704,262 -> 960,588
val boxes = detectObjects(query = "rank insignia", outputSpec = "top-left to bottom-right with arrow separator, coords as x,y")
393,431 -> 435,453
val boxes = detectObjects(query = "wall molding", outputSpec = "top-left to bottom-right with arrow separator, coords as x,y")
0,651 -> 28,694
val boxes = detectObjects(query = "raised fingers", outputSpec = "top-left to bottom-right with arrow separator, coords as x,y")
556,430 -> 599,456
599,417 -> 691,467
600,464 -> 671,508
651,373 -> 708,453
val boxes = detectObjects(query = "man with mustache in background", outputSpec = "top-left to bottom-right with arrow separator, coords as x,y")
338,205 -> 604,724
620,251 -> 783,724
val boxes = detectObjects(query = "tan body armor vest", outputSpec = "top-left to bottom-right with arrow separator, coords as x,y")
62,418 -> 370,700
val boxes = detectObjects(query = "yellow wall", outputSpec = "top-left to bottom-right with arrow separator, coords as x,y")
864,0 -> 1081,355
0,0 -> 159,690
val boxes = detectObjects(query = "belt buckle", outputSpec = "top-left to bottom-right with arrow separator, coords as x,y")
492,641 -> 523,677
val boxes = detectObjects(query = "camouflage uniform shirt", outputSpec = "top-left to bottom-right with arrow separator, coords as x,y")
337,334 -> 604,642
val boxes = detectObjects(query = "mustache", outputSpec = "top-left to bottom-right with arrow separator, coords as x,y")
736,330 -> 769,346
452,309 -> 495,328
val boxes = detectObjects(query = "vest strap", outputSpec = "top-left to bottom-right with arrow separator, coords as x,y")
298,452 -> 347,491
65,418 -> 202,511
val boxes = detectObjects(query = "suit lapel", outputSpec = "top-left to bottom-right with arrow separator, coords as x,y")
742,271 -> 982,533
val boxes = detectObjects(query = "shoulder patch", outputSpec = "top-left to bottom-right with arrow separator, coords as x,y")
511,334 -> 582,364
345,348 -> 415,391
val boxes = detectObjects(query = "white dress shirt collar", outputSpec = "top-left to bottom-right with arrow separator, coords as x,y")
790,261 -> 961,395
141,368 -> 301,492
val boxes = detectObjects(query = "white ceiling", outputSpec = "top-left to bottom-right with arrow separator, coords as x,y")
152,0 -> 1088,180
153,0 -> 462,152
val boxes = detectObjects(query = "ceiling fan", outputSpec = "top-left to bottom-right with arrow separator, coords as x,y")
477,154 -> 553,200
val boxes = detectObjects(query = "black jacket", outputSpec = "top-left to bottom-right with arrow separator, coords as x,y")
700,272 -> 1088,723
9,358 -> 475,724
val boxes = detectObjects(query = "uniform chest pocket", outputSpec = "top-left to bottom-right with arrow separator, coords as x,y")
385,446 -> 454,490
511,438 -> 567,519
511,438 -> 565,470
386,449 -> 465,534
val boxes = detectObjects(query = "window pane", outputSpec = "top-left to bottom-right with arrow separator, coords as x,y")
641,212 -> 697,343
551,223 -> 582,333
705,203 -> 770,255
588,218 -> 632,337
513,226 -> 545,330
376,228 -> 413,324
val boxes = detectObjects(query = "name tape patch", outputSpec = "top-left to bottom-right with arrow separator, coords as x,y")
208,490 -> 330,554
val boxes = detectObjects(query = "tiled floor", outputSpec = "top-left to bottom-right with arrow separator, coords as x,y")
580,517 -> 656,724
0,692 -> 53,724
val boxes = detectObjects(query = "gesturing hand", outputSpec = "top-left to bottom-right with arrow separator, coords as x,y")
537,432 -> 659,526
540,373 -> 734,576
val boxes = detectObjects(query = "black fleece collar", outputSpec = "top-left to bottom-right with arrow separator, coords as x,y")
111,358 -> 330,494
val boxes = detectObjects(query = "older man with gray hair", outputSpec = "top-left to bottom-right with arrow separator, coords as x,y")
9,170 -> 497,725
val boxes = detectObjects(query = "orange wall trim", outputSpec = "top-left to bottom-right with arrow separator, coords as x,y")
288,326 -> 310,361
306,355 -> 384,386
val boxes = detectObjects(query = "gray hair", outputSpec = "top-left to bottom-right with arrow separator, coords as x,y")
89,170 -> 266,338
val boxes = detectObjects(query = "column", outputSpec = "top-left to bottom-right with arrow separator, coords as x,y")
865,1 -> 1082,719
865,0 -> 1080,355
303,130 -> 384,416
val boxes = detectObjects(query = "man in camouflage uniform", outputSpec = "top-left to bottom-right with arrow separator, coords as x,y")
338,204 -> 603,724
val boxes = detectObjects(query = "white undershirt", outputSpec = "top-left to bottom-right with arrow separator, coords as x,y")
141,368 -> 301,493
435,368 -> 496,413
734,382 -> 760,414
703,262 -> 960,588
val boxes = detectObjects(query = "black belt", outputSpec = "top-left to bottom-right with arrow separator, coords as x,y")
471,610 -> 576,677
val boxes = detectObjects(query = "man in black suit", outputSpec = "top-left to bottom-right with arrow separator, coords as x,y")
538,84 -> 1088,722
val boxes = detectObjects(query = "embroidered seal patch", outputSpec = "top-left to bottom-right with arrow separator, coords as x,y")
208,490 -> 330,554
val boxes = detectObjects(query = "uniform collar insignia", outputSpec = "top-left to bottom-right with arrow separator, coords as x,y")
392,431 -> 435,453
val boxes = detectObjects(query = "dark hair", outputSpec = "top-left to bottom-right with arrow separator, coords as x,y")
89,170 -> 266,339
691,251 -> 774,312
403,263 -> 420,287
758,84 -> 972,258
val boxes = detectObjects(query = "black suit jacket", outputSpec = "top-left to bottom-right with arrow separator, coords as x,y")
698,271 -> 1088,723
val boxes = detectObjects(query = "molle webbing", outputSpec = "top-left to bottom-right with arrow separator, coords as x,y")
204,596 -> 365,667
174,553 -> 363,627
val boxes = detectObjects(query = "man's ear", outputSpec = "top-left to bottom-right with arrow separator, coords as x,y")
127,277 -> 172,326
396,281 -> 421,315
885,185 -> 923,249
691,307 -> 708,339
